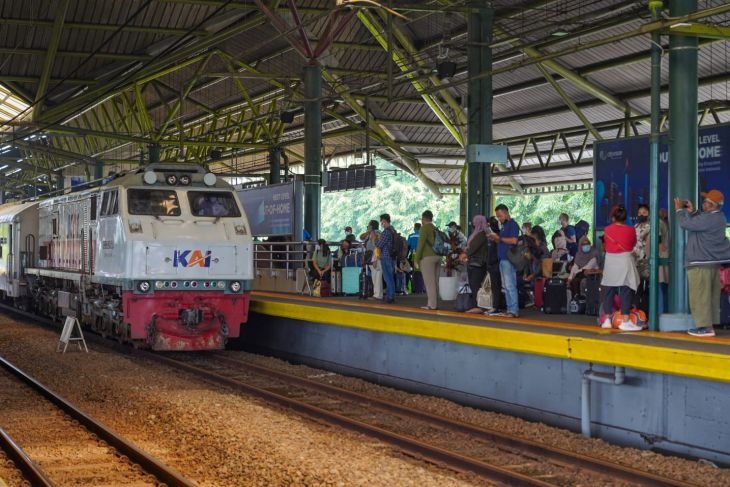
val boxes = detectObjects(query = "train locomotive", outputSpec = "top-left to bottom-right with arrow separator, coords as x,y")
0,163 -> 254,351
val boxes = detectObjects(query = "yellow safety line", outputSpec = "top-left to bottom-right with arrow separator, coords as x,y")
251,296 -> 730,383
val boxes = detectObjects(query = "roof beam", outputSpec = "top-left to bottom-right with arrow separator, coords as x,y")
0,17 -> 208,36
33,0 -> 70,121
0,47 -> 151,62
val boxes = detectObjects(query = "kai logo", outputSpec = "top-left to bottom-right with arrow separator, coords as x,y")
173,250 -> 212,268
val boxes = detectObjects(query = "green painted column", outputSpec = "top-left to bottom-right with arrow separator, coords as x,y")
269,146 -> 281,184
94,160 -> 104,182
303,64 -> 322,240
667,0 -> 698,316
466,2 -> 493,225
648,0 -> 663,330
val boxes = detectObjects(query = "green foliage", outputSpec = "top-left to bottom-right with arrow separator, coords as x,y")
321,158 -> 594,241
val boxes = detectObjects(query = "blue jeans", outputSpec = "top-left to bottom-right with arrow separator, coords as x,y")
499,259 -> 518,315
381,258 -> 396,301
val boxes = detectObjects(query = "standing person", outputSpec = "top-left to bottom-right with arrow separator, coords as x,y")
407,223 -> 421,256
674,190 -> 730,337
463,214 -> 489,313
360,220 -> 382,300
487,204 -> 520,318
376,214 -> 397,304
559,213 -> 578,258
414,210 -> 441,310
486,216 -> 505,312
633,204 -> 669,310
446,221 -> 468,252
600,205 -> 641,331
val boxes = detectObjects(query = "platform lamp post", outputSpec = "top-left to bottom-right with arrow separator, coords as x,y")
648,0 -> 663,331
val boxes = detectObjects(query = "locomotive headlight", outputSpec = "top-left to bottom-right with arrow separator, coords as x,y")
138,281 -> 151,293
165,174 -> 178,185
143,170 -> 158,185
179,174 -> 191,186
203,172 -> 217,187
155,281 -> 165,290
230,281 -> 241,292
217,281 -> 225,289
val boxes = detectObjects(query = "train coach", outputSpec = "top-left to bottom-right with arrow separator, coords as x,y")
0,163 -> 254,351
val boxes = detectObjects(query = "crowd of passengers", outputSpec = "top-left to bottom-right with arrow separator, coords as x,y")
304,187 -> 730,338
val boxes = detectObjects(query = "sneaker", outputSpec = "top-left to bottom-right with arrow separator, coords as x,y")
618,320 -> 642,332
687,327 -> 716,337
600,318 -> 612,329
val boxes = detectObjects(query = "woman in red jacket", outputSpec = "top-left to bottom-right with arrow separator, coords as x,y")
600,205 -> 641,331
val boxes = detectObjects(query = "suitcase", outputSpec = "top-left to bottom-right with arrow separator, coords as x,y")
581,275 -> 602,316
533,278 -> 545,310
543,278 -> 569,314
342,267 -> 360,295
720,292 -> 730,329
358,268 -> 373,299
411,270 -> 426,294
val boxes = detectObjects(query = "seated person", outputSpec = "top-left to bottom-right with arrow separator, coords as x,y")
551,230 -> 569,262
309,239 -> 332,281
567,236 -> 602,295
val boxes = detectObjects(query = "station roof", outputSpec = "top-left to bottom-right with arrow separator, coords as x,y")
0,0 -> 729,198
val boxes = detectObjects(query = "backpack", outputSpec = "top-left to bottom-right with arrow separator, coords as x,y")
396,235 -> 408,260
575,220 -> 590,243
432,228 -> 450,256
388,228 -> 404,259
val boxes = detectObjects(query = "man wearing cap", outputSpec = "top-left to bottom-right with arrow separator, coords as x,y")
674,189 -> 730,337
446,221 -> 467,251
344,226 -> 356,243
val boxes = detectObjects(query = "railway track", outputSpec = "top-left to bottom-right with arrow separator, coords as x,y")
0,355 -> 195,487
143,351 -> 696,487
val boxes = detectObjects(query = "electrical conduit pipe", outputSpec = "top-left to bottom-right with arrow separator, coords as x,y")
581,365 -> 626,437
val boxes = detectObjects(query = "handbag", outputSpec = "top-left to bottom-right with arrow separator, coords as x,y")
507,239 -> 532,272
453,284 -> 475,312
312,279 -> 321,297
476,273 -> 493,309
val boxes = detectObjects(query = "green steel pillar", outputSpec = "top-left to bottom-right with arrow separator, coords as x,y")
56,172 -> 64,193
648,1 -> 663,330
667,0 -> 698,317
269,146 -> 281,184
303,64 -> 322,240
466,2 -> 493,225
0,175 -> 5,203
149,143 -> 161,165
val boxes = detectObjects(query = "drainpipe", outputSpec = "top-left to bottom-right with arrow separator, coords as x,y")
581,365 -> 626,437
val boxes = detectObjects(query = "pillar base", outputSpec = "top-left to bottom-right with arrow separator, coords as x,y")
658,313 -> 696,332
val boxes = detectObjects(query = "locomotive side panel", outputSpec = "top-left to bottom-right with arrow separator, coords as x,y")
0,202 -> 40,300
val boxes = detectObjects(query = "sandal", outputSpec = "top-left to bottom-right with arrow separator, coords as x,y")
420,306 -> 437,310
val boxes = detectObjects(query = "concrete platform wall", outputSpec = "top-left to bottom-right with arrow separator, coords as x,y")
239,313 -> 730,465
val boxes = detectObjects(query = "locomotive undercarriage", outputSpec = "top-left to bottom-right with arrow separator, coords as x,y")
25,276 -> 147,348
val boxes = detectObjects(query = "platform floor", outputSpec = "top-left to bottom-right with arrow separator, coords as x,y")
250,291 -> 730,384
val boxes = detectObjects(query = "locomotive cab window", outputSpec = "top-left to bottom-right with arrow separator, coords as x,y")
128,189 -> 181,216
188,191 -> 241,217
100,189 -> 119,217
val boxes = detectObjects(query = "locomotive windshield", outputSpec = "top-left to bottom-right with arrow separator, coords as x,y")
128,189 -> 181,216
188,191 -> 241,217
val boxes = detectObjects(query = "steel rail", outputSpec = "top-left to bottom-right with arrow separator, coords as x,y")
0,426 -> 55,487
209,354 -> 697,487
142,351 -> 552,487
0,355 -> 196,487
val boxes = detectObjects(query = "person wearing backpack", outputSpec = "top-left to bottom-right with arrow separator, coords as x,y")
414,210 -> 441,310
376,213 -> 397,304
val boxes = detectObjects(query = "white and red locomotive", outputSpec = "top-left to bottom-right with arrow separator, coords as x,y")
0,164 -> 254,351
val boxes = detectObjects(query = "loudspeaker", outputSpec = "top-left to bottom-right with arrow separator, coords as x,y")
436,61 -> 457,79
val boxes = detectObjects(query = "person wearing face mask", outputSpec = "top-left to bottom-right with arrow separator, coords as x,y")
446,221 -> 468,251
633,204 -> 669,311
551,230 -> 569,262
567,237 -> 601,296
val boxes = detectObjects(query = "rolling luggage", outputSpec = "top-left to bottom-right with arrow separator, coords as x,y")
319,279 -> 331,297
358,268 -> 373,299
342,267 -> 360,295
543,278 -> 569,314
721,292 -> 730,329
581,275 -> 602,316
533,278 -> 545,310
411,270 -> 426,294
569,294 -> 587,314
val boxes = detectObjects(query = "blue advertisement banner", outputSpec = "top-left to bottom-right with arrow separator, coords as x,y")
237,182 -> 294,237
594,124 -> 730,229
